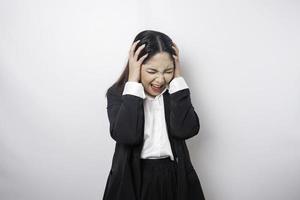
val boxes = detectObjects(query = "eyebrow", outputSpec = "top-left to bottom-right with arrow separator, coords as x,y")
147,67 -> 174,71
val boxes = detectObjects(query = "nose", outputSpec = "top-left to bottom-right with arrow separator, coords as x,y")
155,73 -> 166,84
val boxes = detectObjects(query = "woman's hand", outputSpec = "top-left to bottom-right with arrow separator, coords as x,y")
128,40 -> 148,82
172,42 -> 182,78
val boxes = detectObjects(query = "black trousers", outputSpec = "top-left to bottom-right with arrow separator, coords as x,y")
140,157 -> 178,200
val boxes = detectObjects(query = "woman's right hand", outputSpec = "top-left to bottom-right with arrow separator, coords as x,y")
128,40 -> 148,82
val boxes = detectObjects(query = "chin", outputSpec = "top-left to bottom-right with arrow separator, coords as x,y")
145,87 -> 155,96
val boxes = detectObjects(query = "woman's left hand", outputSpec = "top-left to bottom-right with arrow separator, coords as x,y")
172,42 -> 182,78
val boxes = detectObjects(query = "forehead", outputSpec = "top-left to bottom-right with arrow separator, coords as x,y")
143,52 -> 173,70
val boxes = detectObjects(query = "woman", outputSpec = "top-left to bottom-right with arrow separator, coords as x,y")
102,30 -> 205,200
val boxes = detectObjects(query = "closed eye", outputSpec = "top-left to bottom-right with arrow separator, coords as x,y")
147,71 -> 173,74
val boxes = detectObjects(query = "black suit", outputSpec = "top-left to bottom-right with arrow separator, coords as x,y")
102,85 -> 205,200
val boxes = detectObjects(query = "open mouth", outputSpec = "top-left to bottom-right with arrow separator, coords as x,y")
151,84 -> 163,92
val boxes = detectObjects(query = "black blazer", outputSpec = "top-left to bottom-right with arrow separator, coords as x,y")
102,84 -> 205,200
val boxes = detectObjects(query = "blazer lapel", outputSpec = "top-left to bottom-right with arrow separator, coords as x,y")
163,89 -> 178,160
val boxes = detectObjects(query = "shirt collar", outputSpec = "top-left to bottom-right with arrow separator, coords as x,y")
145,84 -> 169,100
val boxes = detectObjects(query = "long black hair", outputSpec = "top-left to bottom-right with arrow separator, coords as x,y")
105,30 -> 176,97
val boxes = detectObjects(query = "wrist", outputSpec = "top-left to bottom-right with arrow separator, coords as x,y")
128,77 -> 140,82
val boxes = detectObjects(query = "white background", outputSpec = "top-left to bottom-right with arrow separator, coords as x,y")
1,0 -> 299,199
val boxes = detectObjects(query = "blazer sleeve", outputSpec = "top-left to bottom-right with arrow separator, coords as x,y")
106,86 -> 144,145
169,88 -> 200,140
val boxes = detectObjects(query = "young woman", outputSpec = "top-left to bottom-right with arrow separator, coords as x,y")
102,30 -> 205,200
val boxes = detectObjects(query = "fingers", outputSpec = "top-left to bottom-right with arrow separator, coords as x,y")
129,40 -> 148,63
129,40 -> 141,57
172,54 -> 178,61
137,52 -> 148,64
134,43 -> 146,61
128,40 -> 148,72
171,42 -> 179,56
171,42 -> 179,61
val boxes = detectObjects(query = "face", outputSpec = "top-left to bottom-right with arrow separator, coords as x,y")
141,52 -> 175,97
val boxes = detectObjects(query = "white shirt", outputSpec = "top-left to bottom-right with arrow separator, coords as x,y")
122,76 -> 189,161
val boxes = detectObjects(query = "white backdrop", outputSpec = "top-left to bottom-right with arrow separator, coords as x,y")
1,0 -> 299,200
